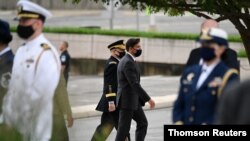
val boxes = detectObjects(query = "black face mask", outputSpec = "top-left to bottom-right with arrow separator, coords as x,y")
200,46 -> 216,61
17,25 -> 35,39
134,49 -> 142,57
118,51 -> 126,58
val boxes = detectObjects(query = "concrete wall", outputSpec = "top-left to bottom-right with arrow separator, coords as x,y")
10,33 -> 244,64
69,59 -> 184,75
9,33 -> 246,75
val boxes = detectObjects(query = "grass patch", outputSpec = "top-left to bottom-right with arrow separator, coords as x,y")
238,49 -> 247,58
10,26 -> 243,42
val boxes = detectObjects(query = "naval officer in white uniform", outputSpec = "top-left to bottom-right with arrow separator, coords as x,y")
2,0 -> 60,141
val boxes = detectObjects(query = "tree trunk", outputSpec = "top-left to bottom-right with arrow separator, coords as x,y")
229,18 -> 250,64
240,33 -> 250,64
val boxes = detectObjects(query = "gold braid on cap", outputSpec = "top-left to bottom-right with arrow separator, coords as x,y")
18,13 -> 39,19
109,44 -> 125,50
17,5 -> 39,19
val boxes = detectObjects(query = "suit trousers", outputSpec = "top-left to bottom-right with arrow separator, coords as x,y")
115,107 -> 148,141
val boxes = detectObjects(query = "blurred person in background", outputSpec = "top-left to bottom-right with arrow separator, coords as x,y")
51,74 -> 74,141
216,79 -> 250,124
0,19 -> 22,141
59,41 -> 71,85
0,19 -> 14,120
173,28 -> 239,125
186,19 -> 239,71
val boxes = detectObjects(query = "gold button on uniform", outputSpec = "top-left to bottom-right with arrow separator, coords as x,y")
191,106 -> 195,112
189,117 -> 194,122
212,90 -> 216,95
183,88 -> 188,93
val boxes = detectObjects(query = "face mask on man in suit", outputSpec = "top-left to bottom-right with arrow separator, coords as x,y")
131,46 -> 142,57
134,48 -> 142,57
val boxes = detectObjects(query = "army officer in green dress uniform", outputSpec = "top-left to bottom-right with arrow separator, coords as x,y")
91,40 -> 129,141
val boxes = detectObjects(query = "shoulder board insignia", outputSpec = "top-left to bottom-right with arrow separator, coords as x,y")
41,43 -> 51,50
109,61 -> 117,65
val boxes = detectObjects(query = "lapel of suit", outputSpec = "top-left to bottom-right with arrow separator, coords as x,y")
126,54 -> 140,80
135,61 -> 140,82
126,53 -> 134,62
195,62 -> 222,92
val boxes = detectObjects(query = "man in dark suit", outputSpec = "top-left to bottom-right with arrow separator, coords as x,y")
92,40 -> 127,141
115,38 -> 155,141
173,28 -> 239,125
186,19 -> 239,71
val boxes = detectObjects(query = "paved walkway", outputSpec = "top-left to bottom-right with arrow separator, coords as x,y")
68,108 -> 171,141
67,75 -> 180,107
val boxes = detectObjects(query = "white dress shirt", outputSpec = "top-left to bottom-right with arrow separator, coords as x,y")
2,34 -> 60,140
196,61 -> 220,89
127,52 -> 136,61
199,59 -> 203,65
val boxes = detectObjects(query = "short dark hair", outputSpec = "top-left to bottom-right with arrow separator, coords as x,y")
0,32 -> 12,45
0,19 -> 12,44
63,41 -> 69,48
126,38 -> 140,51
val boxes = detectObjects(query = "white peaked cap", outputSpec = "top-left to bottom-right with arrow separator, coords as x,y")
16,0 -> 52,20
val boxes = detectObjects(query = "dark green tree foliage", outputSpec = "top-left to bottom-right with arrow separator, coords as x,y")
65,0 -> 250,62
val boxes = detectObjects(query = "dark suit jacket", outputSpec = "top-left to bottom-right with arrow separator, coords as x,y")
96,56 -> 119,112
216,79 -> 250,124
116,54 -> 151,110
0,49 -> 14,114
186,48 -> 239,71
173,61 -> 239,124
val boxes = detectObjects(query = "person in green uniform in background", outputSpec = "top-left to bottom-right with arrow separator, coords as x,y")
51,74 -> 74,141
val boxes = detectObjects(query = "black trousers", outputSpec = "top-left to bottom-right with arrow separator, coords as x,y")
51,115 -> 69,141
115,107 -> 148,141
91,110 -> 121,141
